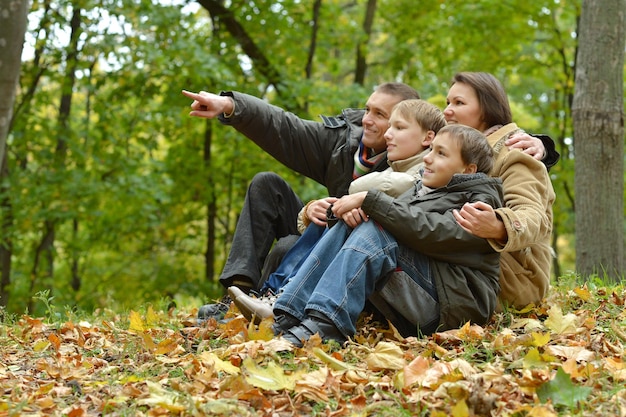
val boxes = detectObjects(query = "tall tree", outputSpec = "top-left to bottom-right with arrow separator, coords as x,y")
572,0 -> 625,280
0,0 -> 29,166
0,0 -> 30,306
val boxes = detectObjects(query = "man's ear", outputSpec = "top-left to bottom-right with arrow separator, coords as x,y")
463,163 -> 478,174
422,130 -> 436,147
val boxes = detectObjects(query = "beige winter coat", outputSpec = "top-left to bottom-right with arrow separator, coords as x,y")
486,123 -> 556,309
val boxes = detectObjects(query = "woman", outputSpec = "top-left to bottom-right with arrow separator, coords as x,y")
444,72 -> 555,309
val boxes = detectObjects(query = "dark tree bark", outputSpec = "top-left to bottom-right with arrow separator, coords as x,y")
354,0 -> 376,85
30,4 -> 82,307
197,0 -> 284,95
204,121 -> 216,281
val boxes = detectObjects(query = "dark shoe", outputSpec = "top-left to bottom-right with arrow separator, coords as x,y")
228,286 -> 276,324
197,295 -> 232,323
271,313 -> 301,336
282,317 -> 347,347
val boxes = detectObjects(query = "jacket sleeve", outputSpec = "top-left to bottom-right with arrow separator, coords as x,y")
490,152 -> 555,253
361,189 -> 498,265
217,91 -> 345,186
533,134 -> 560,170
348,169 -> 419,197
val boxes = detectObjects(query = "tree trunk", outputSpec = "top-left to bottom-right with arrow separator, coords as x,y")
572,0 -> 625,280
31,4 -> 82,298
0,0 -> 30,307
204,120 -> 216,281
0,0 -> 30,167
0,153 -> 13,307
197,0 -> 284,95
354,0 -> 376,85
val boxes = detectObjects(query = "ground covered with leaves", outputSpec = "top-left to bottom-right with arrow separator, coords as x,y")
1,279 -> 625,416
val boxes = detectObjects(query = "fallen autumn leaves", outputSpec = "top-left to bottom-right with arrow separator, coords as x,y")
1,281 -> 625,416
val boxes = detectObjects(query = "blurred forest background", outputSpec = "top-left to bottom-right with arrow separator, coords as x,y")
1,0 -> 624,315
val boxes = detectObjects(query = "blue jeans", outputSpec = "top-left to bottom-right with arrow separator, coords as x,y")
260,223 -> 327,294
273,221 -> 439,338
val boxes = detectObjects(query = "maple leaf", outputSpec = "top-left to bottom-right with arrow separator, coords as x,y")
128,310 -> 145,332
523,347 -> 557,369
537,367 -> 592,409
544,305 -> 579,335
145,306 -> 160,326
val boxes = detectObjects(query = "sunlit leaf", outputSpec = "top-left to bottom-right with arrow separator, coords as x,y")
530,332 -> 551,347
48,333 -> 61,351
544,345 -> 594,362
544,305 -> 579,335
573,286 -> 591,302
129,310 -> 145,332
365,341 -> 405,370
155,337 -> 179,355
242,357 -> 295,390
512,303 -> 536,314
33,339 -> 50,352
511,318 -> 544,332
526,405 -> 559,416
146,306 -> 159,327
451,399 -> 469,417
247,317 -> 275,341
199,351 -> 240,375
523,348 -> 556,369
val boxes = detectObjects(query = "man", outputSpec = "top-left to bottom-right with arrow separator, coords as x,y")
182,85 -> 558,321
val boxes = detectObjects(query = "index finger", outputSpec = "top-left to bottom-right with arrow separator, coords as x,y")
182,90 -> 202,100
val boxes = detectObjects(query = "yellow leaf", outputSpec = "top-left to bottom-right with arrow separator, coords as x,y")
248,317 -> 274,341
573,286 -> 591,302
146,306 -> 159,327
512,303 -> 536,314
155,337 -> 179,355
242,357 -> 296,390
199,352 -> 240,375
365,341 -> 405,370
523,347 -> 556,369
33,339 -> 50,352
313,347 -> 355,371
139,331 -> 157,351
544,305 -> 578,335
451,399 -> 469,417
530,332 -> 551,347
129,310 -> 145,332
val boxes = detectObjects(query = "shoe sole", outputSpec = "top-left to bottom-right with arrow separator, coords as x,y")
228,287 -> 274,324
